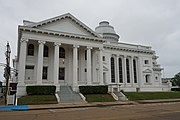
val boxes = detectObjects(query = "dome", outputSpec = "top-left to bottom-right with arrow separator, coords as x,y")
95,21 -> 120,43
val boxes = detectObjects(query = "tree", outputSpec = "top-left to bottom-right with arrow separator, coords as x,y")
172,72 -> 180,86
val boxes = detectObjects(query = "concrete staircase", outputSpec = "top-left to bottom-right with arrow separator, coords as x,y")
113,92 -> 128,101
58,86 -> 84,103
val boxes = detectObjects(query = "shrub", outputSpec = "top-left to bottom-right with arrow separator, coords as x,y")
79,85 -> 108,94
26,85 -> 56,95
171,88 -> 180,91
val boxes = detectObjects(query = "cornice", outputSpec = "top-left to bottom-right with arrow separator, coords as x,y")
19,26 -> 106,43
104,44 -> 154,54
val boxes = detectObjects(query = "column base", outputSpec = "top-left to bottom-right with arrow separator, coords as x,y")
55,84 -> 60,92
16,84 -> 27,98
72,85 -> 79,92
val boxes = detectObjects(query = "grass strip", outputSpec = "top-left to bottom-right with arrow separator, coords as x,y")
18,95 -> 57,105
124,92 -> 180,100
84,94 -> 115,102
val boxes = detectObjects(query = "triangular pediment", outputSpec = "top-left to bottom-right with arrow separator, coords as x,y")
28,13 -> 100,37
143,69 -> 152,73
103,66 -> 108,71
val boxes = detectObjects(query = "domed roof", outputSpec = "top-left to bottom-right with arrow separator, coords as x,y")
95,21 -> 116,34
95,21 -> 119,43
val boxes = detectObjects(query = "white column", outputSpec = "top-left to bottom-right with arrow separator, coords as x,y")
53,43 -> 61,85
116,55 -> 119,84
36,41 -> 45,84
99,48 -> 104,85
73,45 -> 79,90
137,57 -> 141,87
87,46 -> 92,85
123,56 -> 127,85
130,56 -> 134,86
18,38 -> 28,84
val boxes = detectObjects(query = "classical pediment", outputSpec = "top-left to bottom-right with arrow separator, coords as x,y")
27,13 -> 100,38
143,68 -> 152,73
103,66 -> 108,71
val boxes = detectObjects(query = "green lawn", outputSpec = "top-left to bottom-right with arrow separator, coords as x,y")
124,92 -> 180,100
18,95 -> 58,105
84,94 -> 115,102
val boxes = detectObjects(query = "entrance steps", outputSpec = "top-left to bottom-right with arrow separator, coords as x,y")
58,86 -> 84,103
112,92 -> 128,101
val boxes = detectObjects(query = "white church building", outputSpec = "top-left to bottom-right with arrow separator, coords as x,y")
15,13 -> 171,97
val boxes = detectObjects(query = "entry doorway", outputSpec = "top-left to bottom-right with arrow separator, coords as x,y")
59,67 -> 65,81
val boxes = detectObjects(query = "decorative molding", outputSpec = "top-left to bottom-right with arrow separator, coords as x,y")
104,45 -> 154,54
73,45 -> 79,48
38,40 -> 46,45
87,46 -> 92,49
19,26 -> 105,43
20,38 -> 29,43
54,42 -> 61,46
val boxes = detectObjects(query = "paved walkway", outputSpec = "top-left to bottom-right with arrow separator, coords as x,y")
1,99 -> 180,111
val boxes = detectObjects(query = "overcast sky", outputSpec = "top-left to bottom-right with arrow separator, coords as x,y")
0,0 -> 180,81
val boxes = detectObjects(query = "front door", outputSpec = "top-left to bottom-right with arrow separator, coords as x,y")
59,67 -> 65,85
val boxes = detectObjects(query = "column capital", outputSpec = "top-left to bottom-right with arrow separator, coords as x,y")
73,45 -> 79,48
99,47 -> 104,51
20,38 -> 28,43
38,40 -> 46,45
54,42 -> 61,46
87,46 -> 92,49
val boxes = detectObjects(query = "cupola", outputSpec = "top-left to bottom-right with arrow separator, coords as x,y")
95,21 -> 120,43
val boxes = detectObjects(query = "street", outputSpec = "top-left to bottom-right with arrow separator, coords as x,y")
0,102 -> 180,120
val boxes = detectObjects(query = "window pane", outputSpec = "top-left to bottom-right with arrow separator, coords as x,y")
59,68 -> 65,80
43,45 -> 49,57
126,59 -> 130,83
119,58 -> 123,83
42,67 -> 48,79
59,47 -> 65,58
133,59 -> 137,83
28,44 -> 34,56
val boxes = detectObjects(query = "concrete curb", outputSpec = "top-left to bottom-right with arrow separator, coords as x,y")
136,99 -> 180,104
1,99 -> 180,111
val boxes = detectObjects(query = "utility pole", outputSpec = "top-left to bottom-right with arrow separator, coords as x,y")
4,42 -> 11,105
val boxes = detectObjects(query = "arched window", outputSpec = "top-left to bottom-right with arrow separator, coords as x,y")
126,58 -> 130,83
59,47 -> 65,58
133,59 -> 137,83
119,58 -> 123,83
27,44 -> 34,56
43,45 -> 49,57
111,57 -> 115,83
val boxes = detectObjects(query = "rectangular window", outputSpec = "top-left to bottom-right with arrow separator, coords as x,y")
85,50 -> 87,60
25,65 -> 34,69
126,59 -> 130,83
145,60 -> 149,64
42,67 -> 48,79
133,59 -> 137,83
103,56 -> 105,61
59,68 -> 65,80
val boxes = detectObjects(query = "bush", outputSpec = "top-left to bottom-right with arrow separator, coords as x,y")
26,85 -> 56,95
79,85 -> 108,94
171,88 -> 180,91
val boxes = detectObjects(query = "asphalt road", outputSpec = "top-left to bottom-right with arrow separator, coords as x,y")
0,102 -> 180,120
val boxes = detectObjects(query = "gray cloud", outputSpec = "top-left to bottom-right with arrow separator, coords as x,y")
0,0 -> 179,80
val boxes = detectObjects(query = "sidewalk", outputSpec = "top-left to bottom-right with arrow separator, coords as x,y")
1,99 -> 180,111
